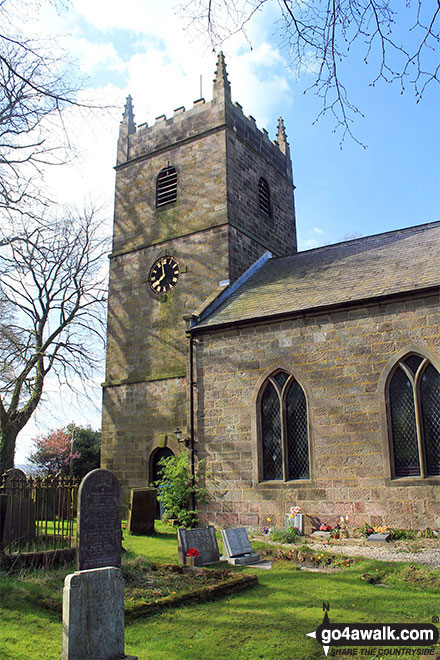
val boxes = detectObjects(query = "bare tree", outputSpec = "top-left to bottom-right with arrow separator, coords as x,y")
0,0 -> 85,216
0,207 -> 108,473
180,0 -> 440,142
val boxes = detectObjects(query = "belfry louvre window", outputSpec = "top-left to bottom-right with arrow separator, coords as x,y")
260,371 -> 310,481
258,177 -> 271,217
156,166 -> 177,207
388,354 -> 440,478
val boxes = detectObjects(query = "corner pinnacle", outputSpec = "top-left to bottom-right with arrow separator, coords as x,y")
213,51 -> 231,103
121,95 -> 136,135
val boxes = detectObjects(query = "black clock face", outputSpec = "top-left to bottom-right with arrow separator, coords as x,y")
149,256 -> 180,294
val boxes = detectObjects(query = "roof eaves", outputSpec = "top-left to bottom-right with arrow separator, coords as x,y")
190,250 -> 273,329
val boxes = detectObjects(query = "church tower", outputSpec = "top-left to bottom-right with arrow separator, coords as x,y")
101,54 -> 297,505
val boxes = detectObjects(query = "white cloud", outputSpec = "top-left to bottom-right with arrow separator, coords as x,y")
12,1 -> 298,463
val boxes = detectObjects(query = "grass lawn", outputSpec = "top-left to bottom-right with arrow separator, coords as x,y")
1,523 -> 439,660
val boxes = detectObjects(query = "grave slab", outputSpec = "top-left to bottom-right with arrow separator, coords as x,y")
366,533 -> 391,543
311,531 -> 332,540
178,526 -> 220,565
61,566 -> 137,660
77,469 -> 121,571
220,553 -> 261,565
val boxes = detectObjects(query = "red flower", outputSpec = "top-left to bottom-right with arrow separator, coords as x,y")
186,547 -> 200,557
320,523 -> 333,531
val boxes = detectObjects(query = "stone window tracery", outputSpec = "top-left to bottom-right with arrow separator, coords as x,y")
156,166 -> 177,207
387,354 -> 440,478
259,371 -> 310,481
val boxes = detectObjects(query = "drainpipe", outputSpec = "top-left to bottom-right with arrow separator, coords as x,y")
189,333 -> 196,511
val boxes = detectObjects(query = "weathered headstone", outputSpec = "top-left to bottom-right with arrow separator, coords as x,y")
61,566 -> 137,660
1,469 -> 35,548
177,526 -> 220,565
77,469 -> 121,571
221,528 -> 260,565
127,487 -> 156,535
3,467 -> 26,490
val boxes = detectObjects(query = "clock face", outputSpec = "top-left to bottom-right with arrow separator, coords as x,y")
149,256 -> 180,294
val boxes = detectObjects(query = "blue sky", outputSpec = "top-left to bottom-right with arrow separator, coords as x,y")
14,0 -> 440,463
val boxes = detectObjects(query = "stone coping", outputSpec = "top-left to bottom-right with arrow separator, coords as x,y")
38,563 -> 258,620
125,565 -> 257,620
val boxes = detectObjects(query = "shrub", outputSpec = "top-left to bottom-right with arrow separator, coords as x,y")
153,453 -> 208,528
270,527 -> 299,544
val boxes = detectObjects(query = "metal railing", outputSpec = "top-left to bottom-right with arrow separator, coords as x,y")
0,472 -> 79,555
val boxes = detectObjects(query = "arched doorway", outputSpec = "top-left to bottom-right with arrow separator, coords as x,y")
150,447 -> 174,519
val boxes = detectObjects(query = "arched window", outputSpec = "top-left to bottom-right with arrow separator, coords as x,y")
387,354 -> 440,478
258,177 -> 271,217
156,166 -> 177,207
260,371 -> 309,481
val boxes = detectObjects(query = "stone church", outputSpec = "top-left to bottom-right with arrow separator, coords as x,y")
101,53 -> 440,531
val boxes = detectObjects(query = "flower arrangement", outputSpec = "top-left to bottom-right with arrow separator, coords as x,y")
360,522 -> 388,538
289,505 -> 303,518
186,547 -> 200,557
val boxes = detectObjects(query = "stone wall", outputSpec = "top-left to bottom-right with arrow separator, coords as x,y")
193,292 -> 440,530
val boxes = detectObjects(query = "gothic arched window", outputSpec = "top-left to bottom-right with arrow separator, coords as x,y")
260,371 -> 310,481
258,177 -> 271,217
156,166 -> 177,207
387,354 -> 440,478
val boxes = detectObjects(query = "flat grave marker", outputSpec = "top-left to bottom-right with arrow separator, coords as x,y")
366,532 -> 391,543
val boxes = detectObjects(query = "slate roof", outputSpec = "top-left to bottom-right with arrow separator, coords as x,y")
194,221 -> 440,330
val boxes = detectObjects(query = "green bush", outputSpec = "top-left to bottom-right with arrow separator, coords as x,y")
390,528 -> 418,540
153,452 -> 208,528
270,527 -> 299,544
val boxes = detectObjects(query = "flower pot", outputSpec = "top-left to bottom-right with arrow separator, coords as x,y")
285,513 -> 304,535
185,555 -> 203,568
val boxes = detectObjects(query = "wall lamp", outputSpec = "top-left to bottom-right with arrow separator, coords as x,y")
173,428 -> 190,448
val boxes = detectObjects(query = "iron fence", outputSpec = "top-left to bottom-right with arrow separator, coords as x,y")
0,471 -> 80,555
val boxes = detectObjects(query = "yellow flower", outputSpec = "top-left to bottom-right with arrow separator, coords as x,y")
267,517 -> 271,522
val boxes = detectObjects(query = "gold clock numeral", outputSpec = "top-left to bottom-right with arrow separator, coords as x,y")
149,255 -> 180,295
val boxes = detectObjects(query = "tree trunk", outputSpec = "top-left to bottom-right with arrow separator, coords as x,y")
0,427 -> 19,474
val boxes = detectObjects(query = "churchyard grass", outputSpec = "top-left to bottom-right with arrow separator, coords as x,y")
1,523 -> 439,660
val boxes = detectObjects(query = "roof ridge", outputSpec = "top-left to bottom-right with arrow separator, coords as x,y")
271,220 -> 440,263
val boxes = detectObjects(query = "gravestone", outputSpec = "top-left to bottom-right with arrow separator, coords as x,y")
62,566 -> 137,660
1,469 -> 35,548
127,487 -> 156,535
177,526 -> 220,565
77,469 -> 121,571
221,528 -> 260,565
3,467 -> 26,490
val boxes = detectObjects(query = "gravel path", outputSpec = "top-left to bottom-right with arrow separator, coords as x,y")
306,539 -> 440,569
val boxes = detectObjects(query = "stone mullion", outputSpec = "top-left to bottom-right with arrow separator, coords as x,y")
414,359 -> 429,479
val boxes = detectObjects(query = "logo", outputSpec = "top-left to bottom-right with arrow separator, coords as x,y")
307,603 -> 439,657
